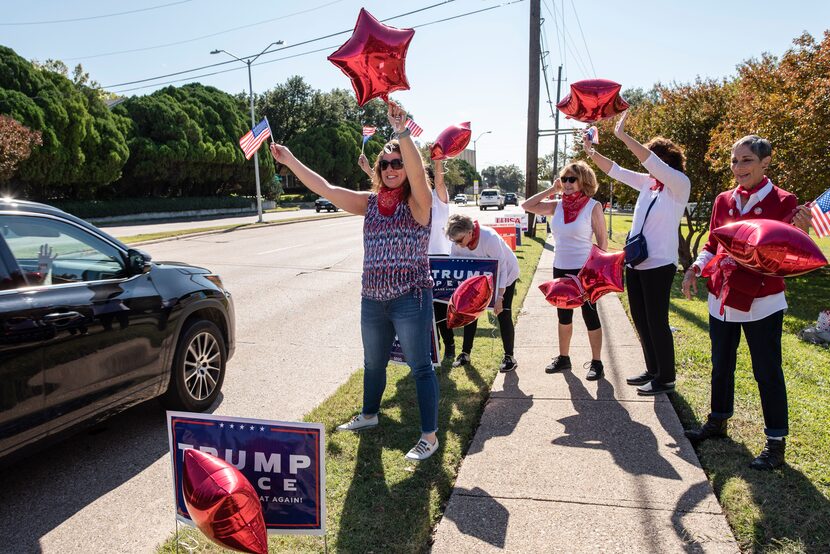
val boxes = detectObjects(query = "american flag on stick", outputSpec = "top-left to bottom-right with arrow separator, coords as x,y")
810,188 -> 830,237
362,126 -> 376,139
239,118 -> 271,160
405,118 -> 423,137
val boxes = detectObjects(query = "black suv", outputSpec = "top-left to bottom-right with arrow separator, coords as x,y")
504,193 -> 518,206
315,198 -> 338,212
0,199 -> 235,462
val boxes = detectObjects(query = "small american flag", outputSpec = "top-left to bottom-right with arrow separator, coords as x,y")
239,118 -> 271,160
811,188 -> 830,237
405,118 -> 423,137
362,126 -> 376,138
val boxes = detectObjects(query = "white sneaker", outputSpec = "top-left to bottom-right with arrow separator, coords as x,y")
405,437 -> 439,461
336,413 -> 378,432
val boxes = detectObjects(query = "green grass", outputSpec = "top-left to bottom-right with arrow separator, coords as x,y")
615,243 -> 830,552
157,228 -> 547,554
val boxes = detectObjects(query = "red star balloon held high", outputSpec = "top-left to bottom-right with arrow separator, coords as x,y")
556,79 -> 630,124
446,275 -> 494,328
577,245 -> 625,304
183,449 -> 268,554
430,122 -> 472,161
710,219 -> 827,277
327,8 -> 415,106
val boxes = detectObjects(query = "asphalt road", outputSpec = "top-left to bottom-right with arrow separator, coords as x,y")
0,203 -> 528,552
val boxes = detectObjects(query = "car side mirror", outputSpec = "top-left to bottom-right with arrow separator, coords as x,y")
127,248 -> 152,275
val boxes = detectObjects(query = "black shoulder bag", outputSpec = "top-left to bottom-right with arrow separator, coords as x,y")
624,193 -> 659,267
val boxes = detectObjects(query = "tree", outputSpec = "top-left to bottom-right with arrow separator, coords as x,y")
480,164 -> 525,192
0,115 -> 42,185
287,122 -> 369,190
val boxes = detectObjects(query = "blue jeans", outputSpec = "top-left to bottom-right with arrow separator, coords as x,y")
361,289 -> 439,434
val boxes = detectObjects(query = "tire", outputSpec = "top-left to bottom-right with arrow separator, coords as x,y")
316,207 -> 321,213
480,206 -> 485,211
163,320 -> 226,412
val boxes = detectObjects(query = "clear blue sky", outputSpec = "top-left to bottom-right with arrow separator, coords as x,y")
2,0 -> 828,172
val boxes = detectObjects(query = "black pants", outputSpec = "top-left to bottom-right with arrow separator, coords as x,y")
461,281 -> 516,356
709,310 -> 788,437
433,301 -> 454,350
626,264 -> 676,383
553,267 -> 601,330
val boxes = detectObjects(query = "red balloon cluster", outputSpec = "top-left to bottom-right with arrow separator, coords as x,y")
327,8 -> 415,107
711,219 -> 827,277
183,449 -> 268,554
539,246 -> 625,308
431,122 -> 472,161
447,275 -> 494,328
556,79 -> 629,124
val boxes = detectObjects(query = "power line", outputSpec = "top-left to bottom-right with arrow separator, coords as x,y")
0,0 -> 192,26
541,0 -> 590,78
568,0 -> 596,77
64,0 -> 347,62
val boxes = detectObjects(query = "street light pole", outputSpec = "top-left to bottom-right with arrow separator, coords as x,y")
211,41 -> 283,223
472,130 -> 492,204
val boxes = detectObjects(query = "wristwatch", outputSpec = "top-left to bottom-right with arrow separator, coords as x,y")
395,127 -> 411,140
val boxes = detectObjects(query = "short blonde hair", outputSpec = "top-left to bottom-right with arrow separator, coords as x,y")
445,213 -> 475,239
560,161 -> 598,197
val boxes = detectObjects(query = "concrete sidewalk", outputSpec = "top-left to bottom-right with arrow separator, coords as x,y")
432,238 -> 739,552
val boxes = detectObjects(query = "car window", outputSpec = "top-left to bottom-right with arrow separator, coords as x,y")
0,215 -> 126,287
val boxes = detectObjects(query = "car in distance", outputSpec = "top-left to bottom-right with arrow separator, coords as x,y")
315,198 -> 338,213
504,193 -> 518,206
453,194 -> 468,205
0,199 -> 235,463
479,189 -> 505,210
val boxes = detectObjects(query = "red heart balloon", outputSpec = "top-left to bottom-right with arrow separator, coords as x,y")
577,245 -> 625,303
556,79 -> 629,124
446,275 -> 493,328
327,8 -> 415,107
539,276 -> 586,309
711,219 -> 828,276
430,122 -> 472,161
183,449 -> 268,554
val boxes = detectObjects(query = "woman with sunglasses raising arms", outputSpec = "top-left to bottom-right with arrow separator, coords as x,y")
583,111 -> 691,396
522,161 -> 608,380
270,102 -> 440,462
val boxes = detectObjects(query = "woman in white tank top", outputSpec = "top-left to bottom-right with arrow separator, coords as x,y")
523,161 -> 608,380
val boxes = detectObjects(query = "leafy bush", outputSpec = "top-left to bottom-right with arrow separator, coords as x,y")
53,196 -> 252,219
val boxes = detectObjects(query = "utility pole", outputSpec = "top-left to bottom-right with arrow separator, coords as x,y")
552,64 -> 563,177
525,0 -> 541,237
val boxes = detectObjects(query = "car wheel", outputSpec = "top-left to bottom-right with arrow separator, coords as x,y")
164,320 -> 226,412
316,208 -> 321,213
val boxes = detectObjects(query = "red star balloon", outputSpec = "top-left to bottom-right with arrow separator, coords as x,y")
183,449 -> 268,554
577,245 -> 625,303
711,219 -> 827,277
556,79 -> 629,124
431,122 -> 472,161
539,276 -> 586,309
446,275 -> 493,328
327,8 -> 415,107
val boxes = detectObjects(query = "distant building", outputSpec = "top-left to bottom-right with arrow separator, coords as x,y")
457,148 -> 476,168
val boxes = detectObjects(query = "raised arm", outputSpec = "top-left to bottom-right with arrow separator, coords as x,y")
433,159 -> 449,204
591,202 -> 608,251
521,178 -> 561,216
388,102 -> 431,226
271,143 -> 369,215
583,132 -> 614,175
358,153 -> 373,178
613,111 -> 652,164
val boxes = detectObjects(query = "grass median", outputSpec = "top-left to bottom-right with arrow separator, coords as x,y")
158,227 -> 547,553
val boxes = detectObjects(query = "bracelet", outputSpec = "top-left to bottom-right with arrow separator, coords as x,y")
395,127 -> 411,139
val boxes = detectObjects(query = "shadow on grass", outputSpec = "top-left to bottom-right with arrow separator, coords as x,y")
670,392 -> 830,552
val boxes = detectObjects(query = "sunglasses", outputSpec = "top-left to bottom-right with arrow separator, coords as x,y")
561,176 -> 578,183
451,234 -> 467,245
380,159 -> 404,171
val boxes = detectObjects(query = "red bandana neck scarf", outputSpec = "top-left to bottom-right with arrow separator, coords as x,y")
467,221 -> 481,250
650,179 -> 664,192
377,185 -> 404,216
736,176 -> 769,202
561,191 -> 590,224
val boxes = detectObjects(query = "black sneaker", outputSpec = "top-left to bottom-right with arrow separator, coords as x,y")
626,371 -> 655,386
584,360 -> 604,381
545,355 -> 571,373
684,415 -> 728,445
636,381 -> 675,396
452,352 -> 471,368
750,438 -> 786,470
499,355 -> 517,373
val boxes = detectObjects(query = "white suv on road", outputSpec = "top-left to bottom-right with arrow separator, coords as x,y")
479,189 -> 504,210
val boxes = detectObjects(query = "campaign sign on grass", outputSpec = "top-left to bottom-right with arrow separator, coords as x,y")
429,256 -> 499,308
167,412 -> 326,535
390,318 -> 440,366
496,212 -> 529,232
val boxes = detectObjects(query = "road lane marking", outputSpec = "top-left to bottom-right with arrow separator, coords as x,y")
257,244 -> 304,255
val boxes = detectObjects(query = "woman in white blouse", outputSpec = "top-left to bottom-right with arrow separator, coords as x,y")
584,111 -> 691,396
522,161 -> 608,380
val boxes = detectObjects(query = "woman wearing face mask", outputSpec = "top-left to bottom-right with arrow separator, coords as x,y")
270,102 -> 440,462
585,111 -> 691,396
522,161 -> 608,380
681,135 -> 813,470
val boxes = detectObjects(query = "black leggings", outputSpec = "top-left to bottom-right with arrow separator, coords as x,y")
461,281 -> 516,356
553,267 -> 601,331
432,301 -> 454,348
626,264 -> 676,383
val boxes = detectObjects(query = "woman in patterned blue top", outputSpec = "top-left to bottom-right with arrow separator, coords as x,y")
269,102 -> 440,461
